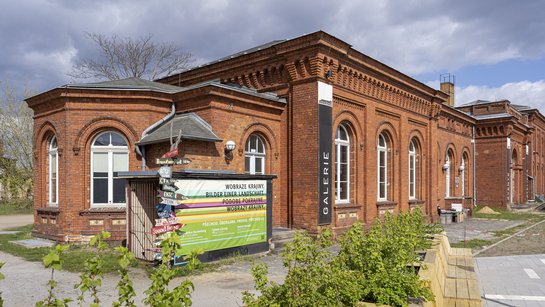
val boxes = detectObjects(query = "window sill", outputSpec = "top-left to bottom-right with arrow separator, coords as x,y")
376,200 -> 397,207
37,207 -> 60,215
333,203 -> 362,210
408,199 -> 425,205
80,207 -> 126,216
445,197 -> 464,200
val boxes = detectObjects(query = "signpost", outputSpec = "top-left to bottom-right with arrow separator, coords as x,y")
156,157 -> 192,165
157,190 -> 188,200
155,217 -> 182,226
151,223 -> 185,235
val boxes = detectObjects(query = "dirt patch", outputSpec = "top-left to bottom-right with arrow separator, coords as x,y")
476,206 -> 499,214
476,220 -> 545,257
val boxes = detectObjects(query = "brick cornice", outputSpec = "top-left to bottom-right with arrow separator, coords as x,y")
158,31 -> 448,119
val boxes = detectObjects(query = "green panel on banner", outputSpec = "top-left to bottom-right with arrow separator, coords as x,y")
169,179 -> 268,255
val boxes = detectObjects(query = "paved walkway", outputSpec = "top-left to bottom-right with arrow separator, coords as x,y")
443,218 -> 524,243
0,214 -> 33,231
0,215 -> 539,306
476,254 -> 545,307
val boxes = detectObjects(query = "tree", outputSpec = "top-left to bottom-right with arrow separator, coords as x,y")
0,82 -> 34,198
69,33 -> 194,81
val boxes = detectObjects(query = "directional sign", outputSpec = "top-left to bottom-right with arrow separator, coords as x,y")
151,223 -> 185,235
159,197 -> 179,206
160,184 -> 177,192
157,190 -> 188,200
155,217 -> 182,226
158,166 -> 172,178
156,158 -> 192,165
159,177 -> 176,185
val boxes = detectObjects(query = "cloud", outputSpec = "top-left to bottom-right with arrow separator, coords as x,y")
455,81 -> 545,113
1,0 -> 545,95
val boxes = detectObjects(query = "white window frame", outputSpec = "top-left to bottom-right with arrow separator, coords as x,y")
377,133 -> 388,201
445,152 -> 451,198
409,139 -> 417,200
461,155 -> 466,196
245,134 -> 266,175
48,136 -> 58,206
90,132 -> 129,207
335,125 -> 350,203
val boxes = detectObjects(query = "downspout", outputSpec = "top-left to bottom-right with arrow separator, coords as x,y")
472,126 -> 476,207
135,102 -> 176,170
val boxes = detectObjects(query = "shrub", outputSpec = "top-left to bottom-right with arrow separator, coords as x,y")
35,244 -> 72,307
244,209 -> 438,307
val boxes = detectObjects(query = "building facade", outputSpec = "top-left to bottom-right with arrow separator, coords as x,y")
26,31 -> 543,242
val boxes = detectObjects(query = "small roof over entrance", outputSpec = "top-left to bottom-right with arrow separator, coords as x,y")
137,112 -> 221,145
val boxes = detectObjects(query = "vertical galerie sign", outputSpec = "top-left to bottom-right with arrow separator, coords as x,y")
318,81 -> 333,225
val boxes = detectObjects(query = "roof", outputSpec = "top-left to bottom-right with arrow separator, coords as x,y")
472,113 -> 513,120
137,112 -> 222,145
195,40 -> 286,68
60,77 -> 286,103
458,100 -> 493,107
512,104 -> 534,112
182,80 -> 287,104
62,77 -> 185,94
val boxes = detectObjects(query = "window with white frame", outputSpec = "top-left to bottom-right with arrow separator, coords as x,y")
377,133 -> 389,201
445,151 -> 452,197
48,136 -> 58,206
335,125 -> 350,202
245,134 -> 265,175
91,132 -> 128,206
409,139 -> 417,199
461,155 -> 466,196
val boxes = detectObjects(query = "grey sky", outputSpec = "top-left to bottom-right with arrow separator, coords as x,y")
1,0 -> 545,110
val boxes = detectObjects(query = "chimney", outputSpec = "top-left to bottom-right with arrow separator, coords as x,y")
440,73 -> 455,107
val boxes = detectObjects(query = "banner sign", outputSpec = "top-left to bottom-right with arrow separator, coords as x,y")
317,81 -> 333,225
169,179 -> 268,255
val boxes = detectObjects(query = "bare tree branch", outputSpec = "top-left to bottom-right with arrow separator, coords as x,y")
0,81 -> 34,197
68,33 -> 194,81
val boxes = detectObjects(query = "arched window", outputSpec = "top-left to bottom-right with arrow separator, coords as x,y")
461,153 -> 468,196
48,136 -> 58,206
377,132 -> 389,201
335,125 -> 350,203
408,139 -> 417,199
91,131 -> 128,206
245,134 -> 265,175
445,150 -> 453,197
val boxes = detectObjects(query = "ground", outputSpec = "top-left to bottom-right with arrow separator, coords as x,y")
1,213 -> 544,306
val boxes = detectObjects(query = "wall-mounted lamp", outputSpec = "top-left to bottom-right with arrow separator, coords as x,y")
225,140 -> 236,161
442,162 -> 450,170
459,165 -> 465,172
325,69 -> 334,79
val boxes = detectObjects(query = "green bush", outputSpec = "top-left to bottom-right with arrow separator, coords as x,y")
243,209 -> 439,307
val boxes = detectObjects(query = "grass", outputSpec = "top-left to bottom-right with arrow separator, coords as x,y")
473,207 -> 545,222
0,224 -> 253,276
451,207 -> 545,250
0,225 -> 124,273
451,239 -> 493,249
0,198 -> 33,215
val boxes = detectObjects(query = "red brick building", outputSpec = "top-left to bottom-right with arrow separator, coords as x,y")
26,31 -> 543,242
458,100 -> 545,207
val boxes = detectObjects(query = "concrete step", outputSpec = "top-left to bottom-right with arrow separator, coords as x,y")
271,228 -> 297,253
